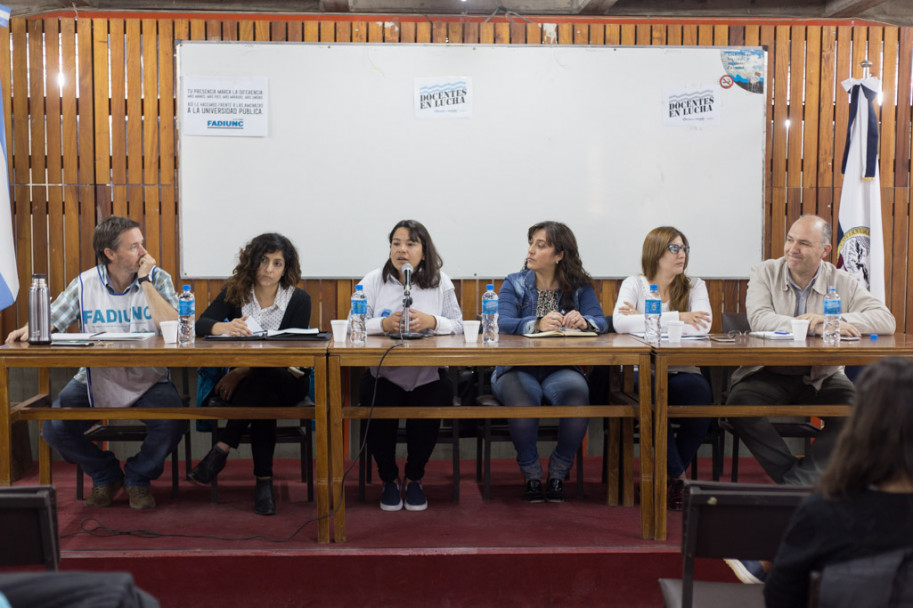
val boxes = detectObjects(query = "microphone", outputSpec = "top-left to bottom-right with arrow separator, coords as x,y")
401,263 -> 413,295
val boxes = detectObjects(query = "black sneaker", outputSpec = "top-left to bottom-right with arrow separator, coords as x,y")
545,478 -> 565,503
668,479 -> 685,511
404,480 -> 428,511
380,480 -> 403,511
524,479 -> 546,503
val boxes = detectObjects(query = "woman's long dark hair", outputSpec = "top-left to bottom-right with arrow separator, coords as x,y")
222,233 -> 302,307
523,221 -> 593,310
641,226 -> 692,313
381,219 -> 442,289
819,357 -> 913,499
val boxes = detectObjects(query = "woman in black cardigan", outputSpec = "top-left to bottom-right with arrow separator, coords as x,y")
189,233 -> 311,515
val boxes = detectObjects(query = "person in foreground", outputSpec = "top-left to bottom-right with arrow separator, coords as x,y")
613,226 -> 712,510
189,233 -> 311,515
359,219 -> 463,511
5,216 -> 185,510
492,221 -> 609,503
726,214 -> 895,485
763,357 -> 913,607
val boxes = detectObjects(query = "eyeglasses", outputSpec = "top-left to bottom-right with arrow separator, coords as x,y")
667,244 -> 690,255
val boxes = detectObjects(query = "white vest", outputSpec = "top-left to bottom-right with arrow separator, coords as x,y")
78,266 -> 169,408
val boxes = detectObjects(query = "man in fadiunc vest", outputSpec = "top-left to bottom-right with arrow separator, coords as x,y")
6,216 -> 187,510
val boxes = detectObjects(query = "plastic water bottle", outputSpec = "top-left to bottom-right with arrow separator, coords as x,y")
350,285 -> 367,345
644,284 -> 662,343
822,286 -> 841,346
178,284 -> 195,346
481,283 -> 499,344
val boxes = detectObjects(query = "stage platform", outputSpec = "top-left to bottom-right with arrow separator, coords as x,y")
6,457 -> 762,607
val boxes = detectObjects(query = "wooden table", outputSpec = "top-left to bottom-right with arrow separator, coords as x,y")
650,333 -> 913,540
0,337 -> 333,544
327,333 -> 654,542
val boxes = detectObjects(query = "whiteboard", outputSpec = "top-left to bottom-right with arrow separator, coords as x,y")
177,42 -> 766,279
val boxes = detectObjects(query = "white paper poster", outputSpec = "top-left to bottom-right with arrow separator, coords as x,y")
181,76 -> 268,137
414,76 -> 473,119
663,85 -> 720,127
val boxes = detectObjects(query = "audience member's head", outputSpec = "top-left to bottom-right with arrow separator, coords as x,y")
820,357 -> 913,499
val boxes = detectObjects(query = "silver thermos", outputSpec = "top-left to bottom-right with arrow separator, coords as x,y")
28,273 -> 52,345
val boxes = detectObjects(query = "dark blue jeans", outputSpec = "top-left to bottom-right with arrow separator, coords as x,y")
42,378 -> 187,488
637,371 -> 712,478
492,366 -> 590,481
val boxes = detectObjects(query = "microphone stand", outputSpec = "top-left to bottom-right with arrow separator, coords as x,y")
392,287 -> 424,340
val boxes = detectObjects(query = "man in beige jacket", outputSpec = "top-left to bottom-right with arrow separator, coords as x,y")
726,215 -> 895,485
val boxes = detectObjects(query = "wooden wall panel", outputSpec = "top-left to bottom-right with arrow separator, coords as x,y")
1,16 -> 912,338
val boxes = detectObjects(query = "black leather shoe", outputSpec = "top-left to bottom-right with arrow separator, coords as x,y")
545,478 -> 565,503
254,478 -> 277,516
189,446 -> 228,485
524,479 -> 545,503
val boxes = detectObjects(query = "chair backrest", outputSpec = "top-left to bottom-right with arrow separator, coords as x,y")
722,312 -> 751,334
0,485 -> 60,571
679,480 -> 811,608
809,548 -> 913,608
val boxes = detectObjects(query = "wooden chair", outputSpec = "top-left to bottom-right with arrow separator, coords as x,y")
75,368 -> 193,500
716,312 -> 820,482
658,480 -> 811,608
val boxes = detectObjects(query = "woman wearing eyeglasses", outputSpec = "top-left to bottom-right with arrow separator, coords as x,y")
612,226 -> 712,510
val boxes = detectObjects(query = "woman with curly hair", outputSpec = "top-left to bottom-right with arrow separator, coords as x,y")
491,221 -> 609,503
188,233 -> 311,516
612,226 -> 712,510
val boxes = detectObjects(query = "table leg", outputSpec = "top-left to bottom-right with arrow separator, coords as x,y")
653,354 -> 669,541
38,426 -> 52,484
0,363 -> 10,486
313,357 -> 330,544
328,357 -> 347,543
637,353 -> 654,540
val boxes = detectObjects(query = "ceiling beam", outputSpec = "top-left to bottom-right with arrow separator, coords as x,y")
824,0 -> 890,18
578,0 -> 620,14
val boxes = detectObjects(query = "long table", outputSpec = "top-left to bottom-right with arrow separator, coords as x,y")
650,333 -> 913,540
0,338 -> 332,543
327,333 -> 654,542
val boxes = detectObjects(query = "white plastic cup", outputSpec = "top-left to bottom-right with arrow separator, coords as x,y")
666,320 -> 685,343
791,319 -> 810,342
160,320 -> 179,344
331,320 -> 348,343
463,320 -> 481,343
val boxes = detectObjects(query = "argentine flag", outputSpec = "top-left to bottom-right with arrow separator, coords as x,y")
0,4 -> 14,312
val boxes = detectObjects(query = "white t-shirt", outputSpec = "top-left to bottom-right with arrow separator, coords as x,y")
358,267 -> 463,391
613,275 -> 711,374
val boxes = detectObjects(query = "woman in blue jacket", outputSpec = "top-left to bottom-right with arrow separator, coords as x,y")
492,221 -> 608,503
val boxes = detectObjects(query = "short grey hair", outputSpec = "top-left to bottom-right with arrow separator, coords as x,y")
798,214 -> 832,248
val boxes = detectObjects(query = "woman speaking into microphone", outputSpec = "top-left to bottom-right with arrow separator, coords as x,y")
356,219 -> 464,512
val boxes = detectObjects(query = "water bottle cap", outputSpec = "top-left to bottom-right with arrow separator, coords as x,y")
182,285 -> 191,292
870,334 -> 878,340
355,285 -> 364,291
828,286 -> 836,292
486,284 -> 494,291
649,284 -> 658,290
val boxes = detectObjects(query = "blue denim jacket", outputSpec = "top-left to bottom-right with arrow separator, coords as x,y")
492,269 -> 608,382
